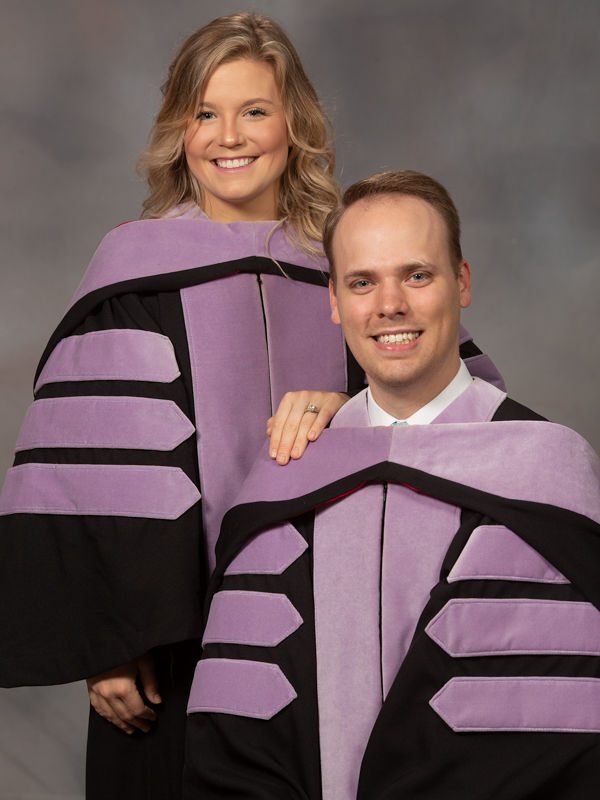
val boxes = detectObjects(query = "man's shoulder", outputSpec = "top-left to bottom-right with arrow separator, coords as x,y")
492,397 -> 547,422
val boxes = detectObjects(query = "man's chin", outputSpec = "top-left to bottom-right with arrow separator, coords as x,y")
366,368 -> 424,392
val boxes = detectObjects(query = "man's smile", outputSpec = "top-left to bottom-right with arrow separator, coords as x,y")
374,331 -> 422,344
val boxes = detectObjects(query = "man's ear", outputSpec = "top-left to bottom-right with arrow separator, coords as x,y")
458,260 -> 472,309
329,280 -> 341,325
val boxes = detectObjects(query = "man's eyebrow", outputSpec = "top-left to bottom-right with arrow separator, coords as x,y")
342,262 -> 439,284
342,269 -> 378,284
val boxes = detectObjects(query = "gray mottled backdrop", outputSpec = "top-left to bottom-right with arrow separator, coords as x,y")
1,1 -> 599,796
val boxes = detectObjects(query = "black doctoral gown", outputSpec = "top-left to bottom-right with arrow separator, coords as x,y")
184,380 -> 600,800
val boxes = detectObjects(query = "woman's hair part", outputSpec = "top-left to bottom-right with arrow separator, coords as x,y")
137,12 -> 340,258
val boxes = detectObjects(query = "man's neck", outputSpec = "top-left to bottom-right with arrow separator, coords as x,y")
368,357 -> 462,421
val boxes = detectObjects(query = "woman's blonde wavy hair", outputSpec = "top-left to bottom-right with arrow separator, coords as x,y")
137,12 -> 340,258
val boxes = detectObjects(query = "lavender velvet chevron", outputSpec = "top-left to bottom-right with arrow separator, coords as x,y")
203,591 -> 303,647
426,598 -> 600,657
431,677 -> 600,733
224,522 -> 307,575
35,329 -> 180,392
15,396 -> 195,452
188,658 -> 297,720
448,524 -> 570,584
0,463 -> 200,519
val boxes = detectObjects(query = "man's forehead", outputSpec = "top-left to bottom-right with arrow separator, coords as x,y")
333,195 -> 447,260
339,194 -> 442,227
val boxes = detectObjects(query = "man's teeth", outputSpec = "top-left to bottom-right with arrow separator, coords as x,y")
215,157 -> 256,169
376,332 -> 421,344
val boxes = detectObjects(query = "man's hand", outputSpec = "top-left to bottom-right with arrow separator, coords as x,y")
267,391 -> 350,465
86,652 -> 161,735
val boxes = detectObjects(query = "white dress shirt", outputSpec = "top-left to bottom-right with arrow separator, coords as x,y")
367,360 -> 473,427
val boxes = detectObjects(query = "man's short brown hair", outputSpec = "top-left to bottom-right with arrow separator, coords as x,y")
323,170 -> 463,285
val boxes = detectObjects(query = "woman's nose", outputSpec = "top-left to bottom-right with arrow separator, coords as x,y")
219,118 -> 244,147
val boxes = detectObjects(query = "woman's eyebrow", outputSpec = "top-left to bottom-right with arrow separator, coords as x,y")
198,97 -> 276,109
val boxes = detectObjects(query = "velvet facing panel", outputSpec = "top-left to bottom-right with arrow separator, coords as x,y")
181,270 -> 348,573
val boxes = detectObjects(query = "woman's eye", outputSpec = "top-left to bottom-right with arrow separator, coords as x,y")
246,107 -> 267,117
196,111 -> 215,121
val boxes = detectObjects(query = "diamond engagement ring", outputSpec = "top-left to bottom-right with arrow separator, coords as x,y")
305,404 -> 320,414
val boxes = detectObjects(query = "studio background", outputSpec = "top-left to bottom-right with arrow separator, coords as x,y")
1,1 -> 599,797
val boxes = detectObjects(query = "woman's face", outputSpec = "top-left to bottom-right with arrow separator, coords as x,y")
184,59 -> 290,222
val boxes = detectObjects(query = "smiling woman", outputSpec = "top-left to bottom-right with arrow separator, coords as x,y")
183,59 -> 290,221
138,12 -> 340,255
0,12 -> 358,800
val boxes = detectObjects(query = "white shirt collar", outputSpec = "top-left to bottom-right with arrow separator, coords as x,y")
367,360 -> 473,427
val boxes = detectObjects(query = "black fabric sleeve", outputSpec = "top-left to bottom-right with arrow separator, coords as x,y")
0,291 -> 206,687
184,512 -> 321,800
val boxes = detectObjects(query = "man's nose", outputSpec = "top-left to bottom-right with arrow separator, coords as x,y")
377,282 -> 409,317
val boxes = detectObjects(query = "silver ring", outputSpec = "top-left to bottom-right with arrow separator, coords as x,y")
305,404 -> 320,414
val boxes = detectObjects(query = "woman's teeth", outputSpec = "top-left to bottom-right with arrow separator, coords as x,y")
376,332 -> 421,344
215,157 -> 256,169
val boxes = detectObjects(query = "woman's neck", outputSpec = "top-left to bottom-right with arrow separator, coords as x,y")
201,186 -> 280,223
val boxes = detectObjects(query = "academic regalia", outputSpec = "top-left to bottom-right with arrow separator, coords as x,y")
184,379 -> 600,800
0,217 -> 353,798
0,212 -> 504,798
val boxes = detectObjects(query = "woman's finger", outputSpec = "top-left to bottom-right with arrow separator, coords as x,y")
268,392 -> 298,459
272,391 -> 314,464
290,393 -> 350,457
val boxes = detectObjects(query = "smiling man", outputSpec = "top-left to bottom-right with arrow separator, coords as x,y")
327,174 -> 472,424
183,172 -> 600,800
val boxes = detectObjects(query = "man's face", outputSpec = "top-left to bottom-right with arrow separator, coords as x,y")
329,196 -> 471,404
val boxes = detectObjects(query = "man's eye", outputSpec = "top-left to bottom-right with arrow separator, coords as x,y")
353,280 -> 372,289
410,272 -> 427,282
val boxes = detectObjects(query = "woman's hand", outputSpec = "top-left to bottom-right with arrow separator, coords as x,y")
267,391 -> 350,465
86,652 -> 161,734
